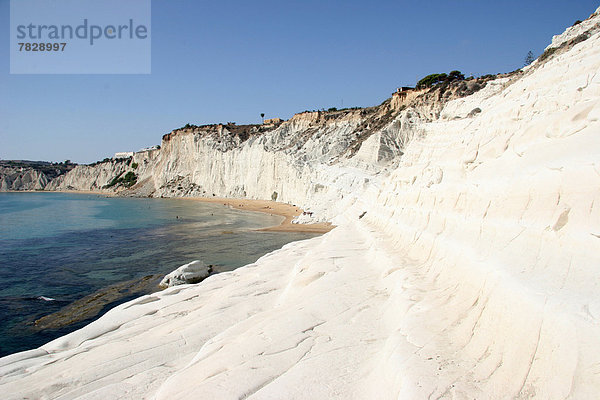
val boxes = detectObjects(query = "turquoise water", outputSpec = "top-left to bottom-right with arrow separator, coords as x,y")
0,192 -> 318,357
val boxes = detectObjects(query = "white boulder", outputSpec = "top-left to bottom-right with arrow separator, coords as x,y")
159,260 -> 212,288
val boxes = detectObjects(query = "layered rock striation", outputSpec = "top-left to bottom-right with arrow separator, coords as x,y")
2,7 -> 600,399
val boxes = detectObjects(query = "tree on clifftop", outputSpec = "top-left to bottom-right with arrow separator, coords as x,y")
416,70 -> 466,89
449,70 -> 465,81
416,73 -> 447,89
524,50 -> 535,66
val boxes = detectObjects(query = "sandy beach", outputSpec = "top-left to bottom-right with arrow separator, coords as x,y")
188,196 -> 335,233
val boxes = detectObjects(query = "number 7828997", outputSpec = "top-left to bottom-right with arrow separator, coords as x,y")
18,43 -> 66,51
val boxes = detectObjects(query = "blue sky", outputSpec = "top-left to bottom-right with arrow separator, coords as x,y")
1,0 -> 598,163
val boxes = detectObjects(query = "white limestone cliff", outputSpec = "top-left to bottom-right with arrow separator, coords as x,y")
0,166 -> 48,191
48,103 -> 417,221
1,7 -> 600,399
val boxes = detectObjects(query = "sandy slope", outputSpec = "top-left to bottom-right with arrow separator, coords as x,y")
1,8 -> 600,399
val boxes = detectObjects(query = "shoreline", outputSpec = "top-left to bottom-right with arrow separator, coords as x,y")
3,190 -> 334,234
0,191 -> 328,357
184,196 -> 335,234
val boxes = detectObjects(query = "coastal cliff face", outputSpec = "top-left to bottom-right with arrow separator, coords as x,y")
0,167 -> 48,191
46,155 -> 155,193
348,28 -> 600,397
48,87 -> 472,220
0,161 -> 75,191
2,7 -> 600,400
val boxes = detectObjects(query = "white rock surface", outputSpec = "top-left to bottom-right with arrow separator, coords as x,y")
159,260 -> 212,288
2,10 -> 600,399
0,167 -> 48,191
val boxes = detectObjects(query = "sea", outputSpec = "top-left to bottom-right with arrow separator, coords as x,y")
0,192 -> 318,357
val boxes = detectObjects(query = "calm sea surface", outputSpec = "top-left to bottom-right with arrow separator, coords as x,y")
0,192 -> 318,357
